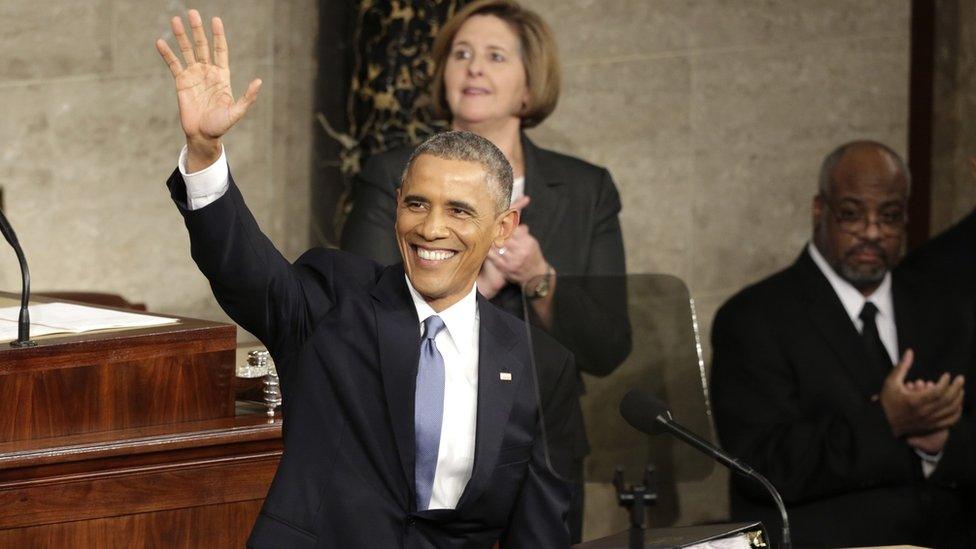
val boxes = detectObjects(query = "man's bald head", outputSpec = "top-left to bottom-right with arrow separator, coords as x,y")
818,140 -> 911,198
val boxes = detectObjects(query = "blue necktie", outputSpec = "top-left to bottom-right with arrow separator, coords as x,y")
415,315 -> 446,511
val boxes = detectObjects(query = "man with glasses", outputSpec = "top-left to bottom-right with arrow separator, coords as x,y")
710,141 -> 973,547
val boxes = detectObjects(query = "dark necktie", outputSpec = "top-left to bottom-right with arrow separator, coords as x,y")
415,315 -> 446,511
859,302 -> 892,381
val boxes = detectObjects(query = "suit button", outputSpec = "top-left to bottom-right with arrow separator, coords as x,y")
406,518 -> 415,527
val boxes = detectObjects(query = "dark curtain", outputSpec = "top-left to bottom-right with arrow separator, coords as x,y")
312,0 -> 471,247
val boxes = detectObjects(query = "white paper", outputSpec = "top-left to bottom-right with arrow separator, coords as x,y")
0,302 -> 179,342
0,319 -> 65,342
687,534 -> 752,549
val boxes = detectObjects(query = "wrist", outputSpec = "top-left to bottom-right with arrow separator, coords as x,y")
186,138 -> 222,173
879,397 -> 907,438
525,264 -> 554,299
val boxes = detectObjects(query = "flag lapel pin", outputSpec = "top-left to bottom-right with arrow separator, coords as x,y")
499,372 -> 512,381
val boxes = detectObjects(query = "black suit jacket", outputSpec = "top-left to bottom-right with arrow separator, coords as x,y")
899,208 -> 975,303
340,133 -> 630,379
168,171 -> 572,548
710,249 -> 975,547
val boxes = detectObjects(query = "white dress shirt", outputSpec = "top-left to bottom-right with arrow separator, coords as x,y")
178,145 -> 230,210
808,242 -> 898,364
511,175 -> 525,204
808,242 -> 940,475
405,278 -> 480,510
179,145 -> 480,508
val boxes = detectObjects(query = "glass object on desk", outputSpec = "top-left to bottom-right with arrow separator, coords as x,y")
237,349 -> 271,378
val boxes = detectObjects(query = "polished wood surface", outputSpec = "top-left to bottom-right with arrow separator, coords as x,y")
0,409 -> 283,547
0,293 -> 236,442
0,501 -> 264,548
0,294 -> 278,546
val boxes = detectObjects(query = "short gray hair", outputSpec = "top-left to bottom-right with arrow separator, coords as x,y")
402,130 -> 514,213
818,140 -> 912,196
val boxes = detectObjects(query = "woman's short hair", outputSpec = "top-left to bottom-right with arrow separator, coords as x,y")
429,0 -> 560,128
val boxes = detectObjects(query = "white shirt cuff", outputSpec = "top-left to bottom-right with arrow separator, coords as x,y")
178,144 -> 229,210
915,448 -> 942,478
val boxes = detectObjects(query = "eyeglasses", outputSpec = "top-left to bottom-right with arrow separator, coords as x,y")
821,196 -> 907,237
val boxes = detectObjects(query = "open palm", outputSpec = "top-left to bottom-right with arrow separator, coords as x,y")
156,10 -> 260,145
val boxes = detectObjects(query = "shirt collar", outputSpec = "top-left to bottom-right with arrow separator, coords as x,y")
404,275 -> 479,352
807,242 -> 894,325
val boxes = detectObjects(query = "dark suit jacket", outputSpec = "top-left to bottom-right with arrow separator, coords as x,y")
168,171 -> 572,548
340,133 -> 630,378
899,208 -> 975,303
710,249 -> 975,548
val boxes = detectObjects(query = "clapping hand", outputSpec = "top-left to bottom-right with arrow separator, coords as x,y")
879,350 -> 965,454
156,10 -> 261,171
485,196 -> 551,286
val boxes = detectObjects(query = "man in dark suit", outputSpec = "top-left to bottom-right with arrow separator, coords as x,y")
156,11 -> 572,548
340,118 -> 632,543
710,141 -> 974,547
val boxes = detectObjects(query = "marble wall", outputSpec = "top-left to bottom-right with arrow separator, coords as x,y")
0,0 -> 914,540
518,0 -> 911,537
0,1 -> 317,323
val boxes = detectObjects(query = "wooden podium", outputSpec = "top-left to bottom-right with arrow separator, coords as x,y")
0,296 -> 282,547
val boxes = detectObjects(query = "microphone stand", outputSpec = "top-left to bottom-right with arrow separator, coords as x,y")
660,412 -> 791,549
612,465 -> 657,549
0,207 -> 36,347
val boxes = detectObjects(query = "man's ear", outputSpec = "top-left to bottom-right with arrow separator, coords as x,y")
812,193 -> 825,228
493,208 -> 520,247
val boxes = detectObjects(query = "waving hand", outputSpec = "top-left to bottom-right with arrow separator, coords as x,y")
155,10 -> 261,171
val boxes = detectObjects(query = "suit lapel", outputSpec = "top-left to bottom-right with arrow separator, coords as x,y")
456,296 -> 525,510
794,250 -> 885,396
371,264 -> 421,505
519,134 -> 567,253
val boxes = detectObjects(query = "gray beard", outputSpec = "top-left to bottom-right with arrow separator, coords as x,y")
837,261 -> 888,290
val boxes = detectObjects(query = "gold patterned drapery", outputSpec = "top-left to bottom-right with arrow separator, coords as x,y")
319,0 -> 471,178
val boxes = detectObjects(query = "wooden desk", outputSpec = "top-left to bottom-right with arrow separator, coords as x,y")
0,406 -> 282,546
0,296 -> 282,546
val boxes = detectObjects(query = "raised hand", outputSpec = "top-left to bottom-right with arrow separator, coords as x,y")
155,10 -> 261,171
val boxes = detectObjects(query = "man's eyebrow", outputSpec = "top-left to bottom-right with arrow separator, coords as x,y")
834,197 -> 864,206
401,194 -> 428,204
447,199 -> 478,214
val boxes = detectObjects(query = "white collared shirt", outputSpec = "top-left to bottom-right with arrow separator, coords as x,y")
808,242 -> 898,364
179,146 -> 480,508
404,277 -> 480,510
808,242 -> 941,475
511,175 -> 525,204
178,145 -> 230,210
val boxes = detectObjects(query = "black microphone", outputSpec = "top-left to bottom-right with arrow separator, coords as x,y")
0,207 -> 36,347
620,389 -> 791,548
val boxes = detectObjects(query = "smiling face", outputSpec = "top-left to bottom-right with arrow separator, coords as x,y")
813,144 -> 909,295
443,14 -> 529,129
396,154 -> 518,311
